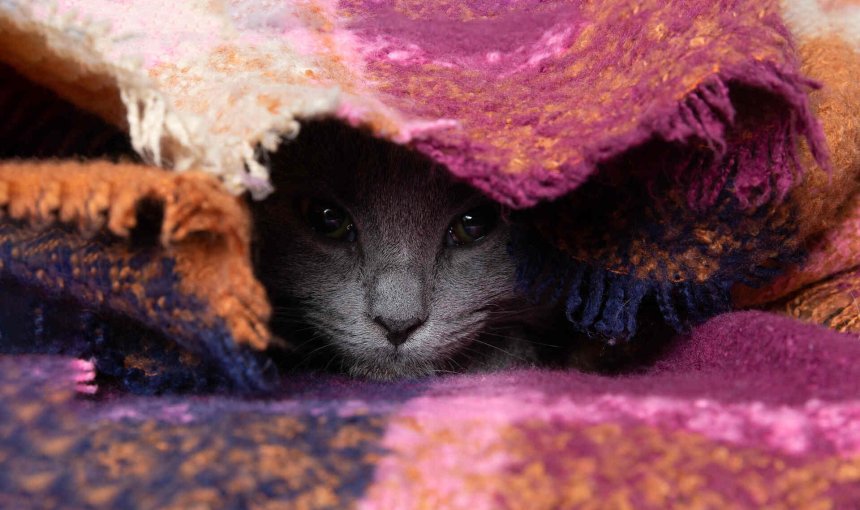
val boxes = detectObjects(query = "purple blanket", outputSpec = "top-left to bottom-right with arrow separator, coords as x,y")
3,311 -> 860,507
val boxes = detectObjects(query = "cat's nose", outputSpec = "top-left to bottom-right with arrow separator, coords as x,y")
374,316 -> 425,346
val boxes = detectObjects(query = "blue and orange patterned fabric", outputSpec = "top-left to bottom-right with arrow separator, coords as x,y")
3,312 -> 860,507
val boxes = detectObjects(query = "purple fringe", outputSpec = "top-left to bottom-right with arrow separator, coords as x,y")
656,61 -> 831,211
428,60 -> 831,211
504,59 -> 829,340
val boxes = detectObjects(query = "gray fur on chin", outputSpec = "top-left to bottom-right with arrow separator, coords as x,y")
254,121 -> 545,379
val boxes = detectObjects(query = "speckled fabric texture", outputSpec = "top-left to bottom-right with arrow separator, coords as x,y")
5,0 -> 857,344
0,0 -> 832,202
3,312 -> 860,508
2,0 -> 858,359
2,0 -> 860,507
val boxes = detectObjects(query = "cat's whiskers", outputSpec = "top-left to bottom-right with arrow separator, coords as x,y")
469,337 -> 530,363
321,351 -> 342,373
296,336 -> 336,367
288,331 -> 329,352
435,320 -> 485,353
478,329 -> 560,348
480,304 -> 552,320
435,352 -> 467,374
450,346 -> 484,369
275,323 -> 320,337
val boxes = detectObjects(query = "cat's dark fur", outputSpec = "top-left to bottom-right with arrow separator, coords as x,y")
252,121 -> 559,379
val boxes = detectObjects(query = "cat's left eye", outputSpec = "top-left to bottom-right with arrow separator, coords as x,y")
299,198 -> 357,242
446,204 -> 498,247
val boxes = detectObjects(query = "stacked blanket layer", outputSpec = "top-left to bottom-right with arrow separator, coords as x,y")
1,0 -> 860,507
4,312 -> 860,507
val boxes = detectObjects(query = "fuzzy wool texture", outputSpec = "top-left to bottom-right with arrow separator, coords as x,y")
3,313 -> 860,507
1,0 -> 857,342
0,0 -> 832,203
2,1 -> 860,507
0,0 -> 856,375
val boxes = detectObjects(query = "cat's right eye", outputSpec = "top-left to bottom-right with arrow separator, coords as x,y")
298,198 -> 357,242
446,204 -> 498,247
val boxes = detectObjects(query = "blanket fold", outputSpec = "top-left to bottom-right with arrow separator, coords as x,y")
3,312 -> 860,507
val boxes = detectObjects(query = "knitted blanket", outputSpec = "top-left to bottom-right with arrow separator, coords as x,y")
2,0 -> 860,507
4,312 -> 860,508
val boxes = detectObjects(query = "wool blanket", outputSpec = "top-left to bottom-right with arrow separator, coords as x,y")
3,312 -> 860,508
1,0 -> 860,507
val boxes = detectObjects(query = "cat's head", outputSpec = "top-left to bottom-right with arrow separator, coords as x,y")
254,122 -> 520,379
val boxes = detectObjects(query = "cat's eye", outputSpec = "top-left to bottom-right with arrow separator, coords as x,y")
299,198 -> 357,242
446,204 -> 498,247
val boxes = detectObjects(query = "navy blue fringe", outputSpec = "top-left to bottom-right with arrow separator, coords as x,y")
508,226 -> 798,342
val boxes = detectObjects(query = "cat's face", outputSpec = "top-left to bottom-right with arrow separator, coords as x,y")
254,122 -> 521,379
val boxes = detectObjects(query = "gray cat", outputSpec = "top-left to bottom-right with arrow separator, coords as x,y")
253,121 -> 557,379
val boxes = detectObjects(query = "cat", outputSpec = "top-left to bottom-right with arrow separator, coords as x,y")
252,121 -> 560,380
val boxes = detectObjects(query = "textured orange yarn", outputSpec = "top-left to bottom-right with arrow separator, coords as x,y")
0,161 -> 271,350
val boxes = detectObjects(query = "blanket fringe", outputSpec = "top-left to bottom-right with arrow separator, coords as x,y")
646,60 -> 830,211
509,227 -> 802,341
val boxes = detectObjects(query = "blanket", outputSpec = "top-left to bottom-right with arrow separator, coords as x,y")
5,312 -> 860,508
1,0 -> 860,507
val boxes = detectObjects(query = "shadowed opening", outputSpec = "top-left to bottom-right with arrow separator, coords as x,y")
0,62 -> 138,161
130,197 -> 166,249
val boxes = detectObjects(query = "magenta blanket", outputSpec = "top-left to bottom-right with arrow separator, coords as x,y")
3,311 -> 860,508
